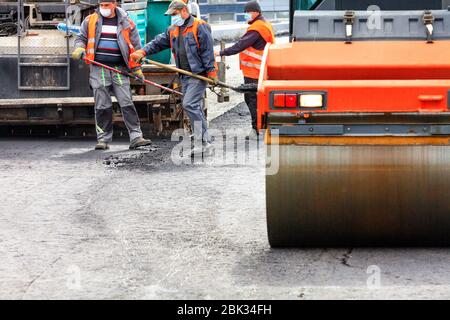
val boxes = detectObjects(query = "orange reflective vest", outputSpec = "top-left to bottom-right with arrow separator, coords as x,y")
239,19 -> 275,79
169,17 -> 218,78
85,13 -> 140,69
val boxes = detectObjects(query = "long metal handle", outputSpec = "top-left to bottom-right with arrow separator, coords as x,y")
142,58 -> 234,89
141,58 -> 258,94
84,58 -> 183,96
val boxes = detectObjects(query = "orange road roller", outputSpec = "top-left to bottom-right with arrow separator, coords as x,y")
260,3 -> 450,247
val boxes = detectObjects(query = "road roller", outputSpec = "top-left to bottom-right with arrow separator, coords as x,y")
261,0 -> 450,247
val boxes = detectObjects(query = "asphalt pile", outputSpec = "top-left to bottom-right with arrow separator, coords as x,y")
103,102 -> 253,171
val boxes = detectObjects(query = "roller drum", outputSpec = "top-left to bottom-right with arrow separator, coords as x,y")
267,142 -> 450,247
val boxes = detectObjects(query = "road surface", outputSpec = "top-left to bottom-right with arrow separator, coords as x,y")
1,103 -> 450,300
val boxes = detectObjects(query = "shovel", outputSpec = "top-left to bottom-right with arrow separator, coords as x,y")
84,58 -> 184,96
142,58 -> 258,94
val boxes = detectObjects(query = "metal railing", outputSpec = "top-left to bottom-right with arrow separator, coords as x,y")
17,0 -> 71,90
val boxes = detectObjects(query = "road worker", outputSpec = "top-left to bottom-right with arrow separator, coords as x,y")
215,1 -> 275,140
131,0 -> 217,157
72,0 -> 152,150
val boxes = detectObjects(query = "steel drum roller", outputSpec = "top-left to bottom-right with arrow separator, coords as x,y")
266,137 -> 450,247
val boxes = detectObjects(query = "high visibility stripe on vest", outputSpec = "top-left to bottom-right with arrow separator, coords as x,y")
241,61 -> 261,70
85,13 -> 140,69
241,49 -> 263,61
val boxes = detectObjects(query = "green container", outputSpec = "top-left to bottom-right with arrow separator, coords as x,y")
147,0 -> 172,64
299,0 -> 321,10
127,9 -> 148,49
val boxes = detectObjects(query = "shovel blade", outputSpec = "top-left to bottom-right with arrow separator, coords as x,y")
232,83 -> 258,94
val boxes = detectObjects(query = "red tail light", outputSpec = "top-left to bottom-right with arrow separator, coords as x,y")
273,93 -> 298,108
273,94 -> 286,107
285,94 -> 298,107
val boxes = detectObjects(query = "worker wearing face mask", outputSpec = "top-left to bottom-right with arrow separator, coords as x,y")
131,0 -> 217,157
215,1 -> 275,140
72,0 -> 151,151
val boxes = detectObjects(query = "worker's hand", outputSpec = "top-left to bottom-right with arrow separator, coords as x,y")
133,69 -> 145,81
71,47 -> 86,60
214,50 -> 221,57
209,75 -> 220,85
131,50 -> 147,64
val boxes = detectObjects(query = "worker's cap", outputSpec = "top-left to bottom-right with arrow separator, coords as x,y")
98,0 -> 116,3
244,0 -> 262,13
165,0 -> 187,16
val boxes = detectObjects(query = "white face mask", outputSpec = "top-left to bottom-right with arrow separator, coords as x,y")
171,14 -> 185,27
100,8 -> 112,18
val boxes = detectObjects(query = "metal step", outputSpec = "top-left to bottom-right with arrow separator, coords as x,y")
18,62 -> 69,67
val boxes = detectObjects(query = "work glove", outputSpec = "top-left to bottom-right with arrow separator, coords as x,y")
72,47 -> 86,60
208,75 -> 220,85
131,50 -> 147,64
133,69 -> 145,81
208,69 -> 219,85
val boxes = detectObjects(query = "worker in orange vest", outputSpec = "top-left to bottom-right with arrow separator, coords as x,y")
215,1 -> 275,139
72,0 -> 151,151
131,0 -> 217,157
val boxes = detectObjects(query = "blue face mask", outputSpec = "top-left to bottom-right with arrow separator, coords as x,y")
171,14 -> 185,27
244,13 -> 253,21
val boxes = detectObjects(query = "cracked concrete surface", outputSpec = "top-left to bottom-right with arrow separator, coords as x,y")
1,103 -> 450,300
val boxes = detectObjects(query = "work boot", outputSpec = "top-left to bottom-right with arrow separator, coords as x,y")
129,137 -> 152,150
95,141 -> 109,151
190,142 -> 215,158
